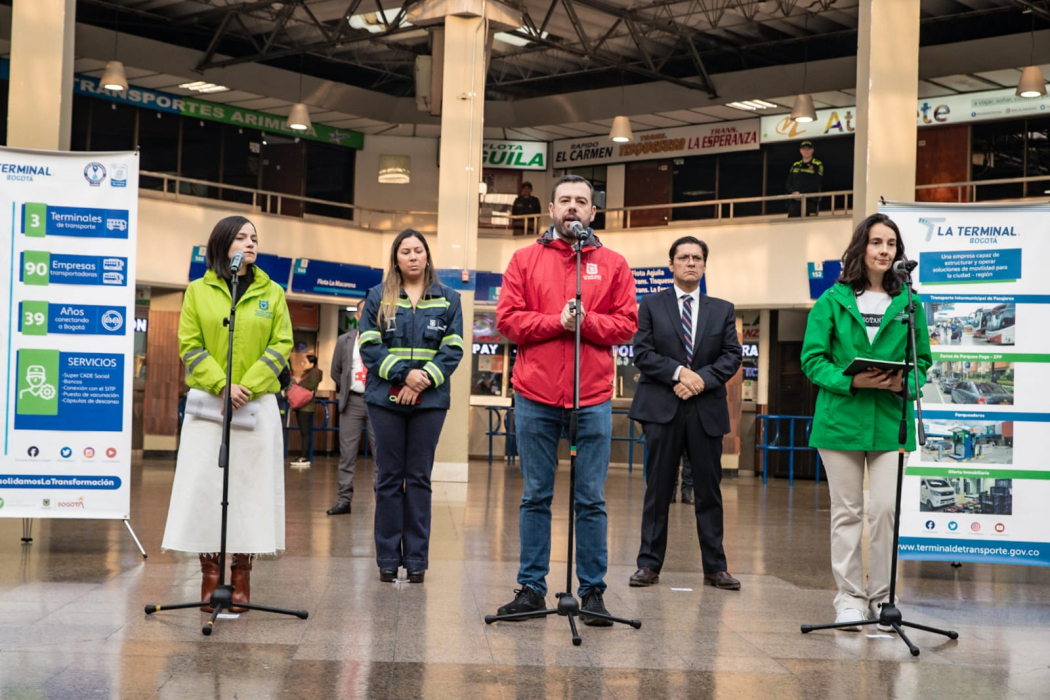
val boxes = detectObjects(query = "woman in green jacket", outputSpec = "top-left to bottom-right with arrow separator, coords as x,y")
162,215 -> 293,613
801,213 -> 931,631
292,355 -> 322,464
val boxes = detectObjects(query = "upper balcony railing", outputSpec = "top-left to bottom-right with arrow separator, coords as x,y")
139,170 -> 1050,236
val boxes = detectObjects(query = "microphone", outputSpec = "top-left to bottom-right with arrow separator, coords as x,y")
893,259 -> 918,275
567,221 -> 588,239
230,251 -> 245,273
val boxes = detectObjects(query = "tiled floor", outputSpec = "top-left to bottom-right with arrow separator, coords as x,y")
0,456 -> 1048,699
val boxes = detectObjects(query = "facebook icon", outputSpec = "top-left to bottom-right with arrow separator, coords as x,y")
925,520 -> 936,530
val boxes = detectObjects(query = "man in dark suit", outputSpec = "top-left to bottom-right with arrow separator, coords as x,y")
327,305 -> 377,515
628,236 -> 743,590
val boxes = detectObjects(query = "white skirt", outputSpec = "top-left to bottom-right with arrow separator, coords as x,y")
162,393 -> 286,555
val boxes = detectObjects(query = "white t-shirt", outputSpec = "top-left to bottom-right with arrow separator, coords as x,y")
350,335 -> 367,394
856,291 -> 892,342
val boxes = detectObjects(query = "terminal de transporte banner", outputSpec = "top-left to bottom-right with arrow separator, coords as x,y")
0,147 -> 138,519
882,201 -> 1050,567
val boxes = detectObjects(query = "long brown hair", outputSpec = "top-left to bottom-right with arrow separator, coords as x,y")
378,229 -> 440,327
837,213 -> 906,296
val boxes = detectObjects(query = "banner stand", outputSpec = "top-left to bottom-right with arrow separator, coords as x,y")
1,147 -> 141,554
16,517 -> 146,557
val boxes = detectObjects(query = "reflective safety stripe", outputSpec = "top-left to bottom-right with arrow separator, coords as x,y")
440,334 -> 464,348
416,298 -> 450,310
259,354 -> 281,377
379,354 -> 401,380
389,347 -> 437,360
265,348 -> 288,371
424,361 -> 445,387
187,351 -> 210,373
182,348 -> 207,365
360,330 -> 382,345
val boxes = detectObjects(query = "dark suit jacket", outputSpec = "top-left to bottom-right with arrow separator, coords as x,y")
331,329 -> 360,413
628,288 -> 742,436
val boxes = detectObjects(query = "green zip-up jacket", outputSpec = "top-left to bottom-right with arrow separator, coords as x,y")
801,282 -> 932,452
179,268 -> 293,397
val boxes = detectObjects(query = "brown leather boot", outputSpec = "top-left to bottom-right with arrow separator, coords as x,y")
200,553 -> 221,612
230,553 -> 252,612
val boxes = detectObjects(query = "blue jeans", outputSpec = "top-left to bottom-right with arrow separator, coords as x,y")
514,394 -> 611,596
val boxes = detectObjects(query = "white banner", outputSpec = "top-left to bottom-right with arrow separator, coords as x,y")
552,119 -> 759,168
883,201 -> 1050,568
762,87 -> 1050,144
0,148 -> 139,520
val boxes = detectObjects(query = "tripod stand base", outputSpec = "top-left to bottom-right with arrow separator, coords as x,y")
801,604 -> 958,656
485,592 -> 642,647
145,585 -> 309,636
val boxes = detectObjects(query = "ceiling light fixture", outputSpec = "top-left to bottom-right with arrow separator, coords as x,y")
609,73 -> 633,143
289,54 -> 312,131
101,10 -> 127,92
1017,16 -> 1047,98
791,13 -> 817,123
378,155 -> 411,184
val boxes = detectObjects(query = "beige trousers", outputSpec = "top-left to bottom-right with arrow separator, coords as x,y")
818,449 -> 901,613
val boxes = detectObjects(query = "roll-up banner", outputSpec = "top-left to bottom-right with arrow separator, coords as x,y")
885,201 -> 1050,567
0,148 -> 138,519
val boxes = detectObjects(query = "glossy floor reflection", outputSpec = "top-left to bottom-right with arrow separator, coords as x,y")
0,456 -> 1048,699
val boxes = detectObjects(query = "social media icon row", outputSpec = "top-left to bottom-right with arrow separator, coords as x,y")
27,446 -> 117,459
925,520 -> 1005,534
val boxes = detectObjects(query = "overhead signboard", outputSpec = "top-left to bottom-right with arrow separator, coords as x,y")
188,246 -> 293,290
0,54 -> 371,151
762,88 -> 1050,144
482,140 -> 547,170
290,259 -> 382,299
632,267 -> 705,298
552,119 -> 760,168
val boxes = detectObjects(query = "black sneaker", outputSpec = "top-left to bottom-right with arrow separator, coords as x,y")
496,587 -> 546,620
580,589 -> 614,627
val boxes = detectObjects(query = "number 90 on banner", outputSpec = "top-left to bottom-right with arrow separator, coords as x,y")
20,251 -> 50,286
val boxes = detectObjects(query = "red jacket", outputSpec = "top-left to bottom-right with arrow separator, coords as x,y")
497,229 -> 638,408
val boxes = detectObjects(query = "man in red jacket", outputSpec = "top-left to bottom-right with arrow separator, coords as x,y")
494,175 -> 638,625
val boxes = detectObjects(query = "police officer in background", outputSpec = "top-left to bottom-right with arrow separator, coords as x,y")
785,141 -> 823,218
511,181 -> 543,235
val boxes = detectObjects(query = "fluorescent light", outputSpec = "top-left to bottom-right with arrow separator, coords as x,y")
179,81 -> 230,94
726,99 -> 780,112
494,28 -> 549,47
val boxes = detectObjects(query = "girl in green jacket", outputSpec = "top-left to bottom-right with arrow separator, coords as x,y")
801,213 -> 932,631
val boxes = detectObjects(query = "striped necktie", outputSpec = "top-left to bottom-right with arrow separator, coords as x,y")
681,294 -> 693,365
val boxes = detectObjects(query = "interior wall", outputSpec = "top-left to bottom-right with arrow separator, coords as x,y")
138,196 -> 850,309
352,135 -> 441,231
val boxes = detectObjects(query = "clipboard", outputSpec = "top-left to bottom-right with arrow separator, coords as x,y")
842,357 -> 909,376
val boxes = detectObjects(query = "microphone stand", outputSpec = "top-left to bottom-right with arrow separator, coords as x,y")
801,266 -> 958,656
146,263 -> 309,635
485,226 -> 642,645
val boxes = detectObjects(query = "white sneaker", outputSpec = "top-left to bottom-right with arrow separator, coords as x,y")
835,607 -> 865,631
869,602 -> 896,633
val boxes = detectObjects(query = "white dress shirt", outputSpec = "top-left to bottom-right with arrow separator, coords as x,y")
672,284 -> 700,382
349,334 -> 367,394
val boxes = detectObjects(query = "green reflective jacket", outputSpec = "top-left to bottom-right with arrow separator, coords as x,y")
179,268 -> 293,397
801,282 -> 932,452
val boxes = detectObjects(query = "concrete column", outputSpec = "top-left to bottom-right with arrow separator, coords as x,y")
431,15 -> 487,483
852,0 -> 921,227
6,0 -> 77,150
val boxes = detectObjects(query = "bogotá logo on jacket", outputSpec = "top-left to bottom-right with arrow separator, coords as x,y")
256,299 -> 274,320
